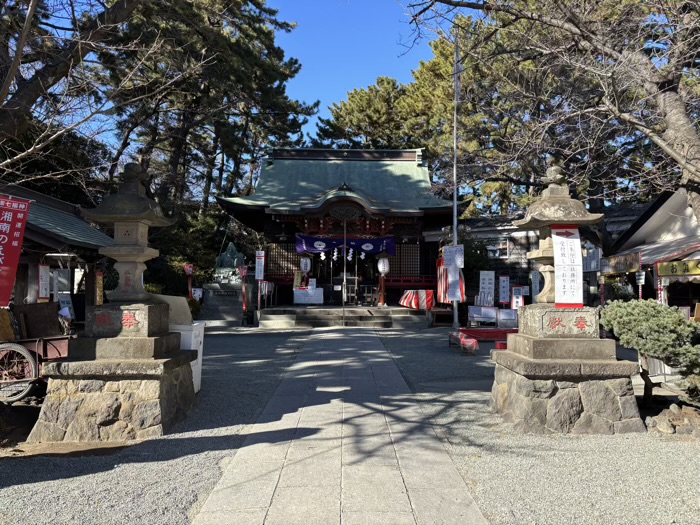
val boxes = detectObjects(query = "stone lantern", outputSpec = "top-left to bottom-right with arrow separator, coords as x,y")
490,162 -> 645,435
28,164 -> 195,443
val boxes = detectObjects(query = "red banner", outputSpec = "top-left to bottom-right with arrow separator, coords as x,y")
0,196 -> 31,307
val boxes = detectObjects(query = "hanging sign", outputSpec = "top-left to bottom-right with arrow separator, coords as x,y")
583,247 -> 601,272
635,272 -> 646,285
447,266 -> 462,302
511,286 -> 525,309
0,196 -> 30,307
552,226 -> 584,307
478,271 -> 495,306
443,245 -> 464,268
657,260 -> 700,277
600,252 -> 640,275
255,251 -> 265,281
499,275 -> 510,304
38,264 -> 50,302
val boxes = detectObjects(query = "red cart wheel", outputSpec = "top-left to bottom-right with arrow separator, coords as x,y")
0,343 -> 37,403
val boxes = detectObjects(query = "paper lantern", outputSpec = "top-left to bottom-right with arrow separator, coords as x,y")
300,256 -> 311,273
377,257 -> 390,275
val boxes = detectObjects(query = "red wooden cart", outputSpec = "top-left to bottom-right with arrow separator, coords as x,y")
0,302 -> 73,403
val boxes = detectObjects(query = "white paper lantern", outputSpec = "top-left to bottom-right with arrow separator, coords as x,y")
300,256 -> 311,273
377,257 -> 390,275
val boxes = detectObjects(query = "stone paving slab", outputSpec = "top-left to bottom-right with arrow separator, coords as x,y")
192,328 -> 488,525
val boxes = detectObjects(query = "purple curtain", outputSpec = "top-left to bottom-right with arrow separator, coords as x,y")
296,234 -> 396,256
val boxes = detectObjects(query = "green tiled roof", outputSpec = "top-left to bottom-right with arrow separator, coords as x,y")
29,201 -> 113,249
221,149 -> 450,215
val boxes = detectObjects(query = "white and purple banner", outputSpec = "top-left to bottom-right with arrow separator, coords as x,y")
296,234 -> 396,256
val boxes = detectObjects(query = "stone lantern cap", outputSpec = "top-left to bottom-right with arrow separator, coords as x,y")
82,163 -> 174,227
513,163 -> 603,230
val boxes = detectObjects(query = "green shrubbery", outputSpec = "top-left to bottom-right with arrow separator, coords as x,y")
601,299 -> 700,405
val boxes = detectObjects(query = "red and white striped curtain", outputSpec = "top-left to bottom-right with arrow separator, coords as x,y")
436,258 -> 466,303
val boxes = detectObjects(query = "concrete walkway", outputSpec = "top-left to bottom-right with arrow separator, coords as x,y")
193,328 -> 488,525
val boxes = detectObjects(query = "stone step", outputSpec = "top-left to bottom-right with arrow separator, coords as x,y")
295,319 -> 393,328
258,319 -> 297,329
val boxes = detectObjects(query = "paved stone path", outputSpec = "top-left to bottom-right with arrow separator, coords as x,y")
193,328 -> 488,525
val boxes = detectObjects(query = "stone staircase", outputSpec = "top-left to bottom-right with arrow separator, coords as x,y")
258,307 -> 429,329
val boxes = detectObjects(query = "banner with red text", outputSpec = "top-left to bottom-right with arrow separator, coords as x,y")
0,196 -> 31,307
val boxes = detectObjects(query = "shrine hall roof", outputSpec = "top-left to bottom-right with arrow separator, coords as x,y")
218,148 -> 451,216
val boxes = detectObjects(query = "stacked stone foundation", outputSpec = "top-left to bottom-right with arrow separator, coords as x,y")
490,305 -> 645,434
491,364 -> 645,434
28,354 -> 195,442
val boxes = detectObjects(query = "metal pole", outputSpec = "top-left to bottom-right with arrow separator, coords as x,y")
355,252 -> 358,306
452,40 -> 460,330
343,219 -> 347,326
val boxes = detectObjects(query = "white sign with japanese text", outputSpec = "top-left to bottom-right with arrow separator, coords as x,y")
499,275 -> 510,304
255,251 -> 265,281
38,264 -> 50,301
478,271 -> 495,306
511,286 -> 525,309
447,266 -> 462,302
552,226 -> 584,306
443,245 -> 464,268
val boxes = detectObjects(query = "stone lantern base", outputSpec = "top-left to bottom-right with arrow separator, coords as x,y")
490,305 -> 646,434
28,353 -> 195,442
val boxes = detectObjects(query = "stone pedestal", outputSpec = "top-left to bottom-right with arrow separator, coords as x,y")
27,163 -> 196,443
491,305 -> 645,434
28,354 -> 195,442
29,301 -> 197,442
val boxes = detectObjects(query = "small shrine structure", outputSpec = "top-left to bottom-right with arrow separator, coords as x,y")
28,164 -> 195,442
217,149 -> 451,306
491,163 -> 645,434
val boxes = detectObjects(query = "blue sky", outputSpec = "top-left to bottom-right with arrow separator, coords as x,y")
266,0 -> 436,137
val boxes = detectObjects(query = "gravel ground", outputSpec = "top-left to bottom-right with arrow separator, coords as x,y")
2,327 -> 699,525
0,329 -> 309,525
378,328 -> 700,525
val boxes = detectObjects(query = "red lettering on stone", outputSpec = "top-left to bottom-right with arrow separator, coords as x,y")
122,312 -> 139,328
574,316 -> 590,331
95,312 -> 113,327
548,317 -> 564,330
124,271 -> 133,290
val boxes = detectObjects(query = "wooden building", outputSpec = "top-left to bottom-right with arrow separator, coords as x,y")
217,149 -> 451,305
2,186 -> 113,319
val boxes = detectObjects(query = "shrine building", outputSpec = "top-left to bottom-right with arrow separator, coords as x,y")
217,148 -> 452,306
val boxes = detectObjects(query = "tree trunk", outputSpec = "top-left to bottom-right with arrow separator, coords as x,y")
200,132 -> 220,216
138,112 -> 161,172
216,149 -> 226,193
656,88 -> 700,219
164,109 -> 194,206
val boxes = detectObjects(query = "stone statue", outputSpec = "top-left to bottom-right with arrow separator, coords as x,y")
214,242 -> 246,284
216,242 -> 246,268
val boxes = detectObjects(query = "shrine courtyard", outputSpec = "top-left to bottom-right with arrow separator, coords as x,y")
1,327 -> 699,525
